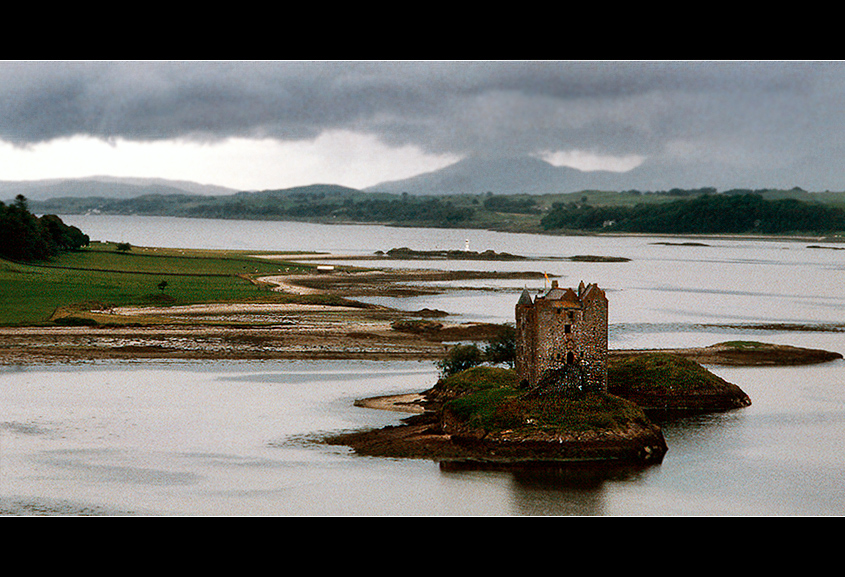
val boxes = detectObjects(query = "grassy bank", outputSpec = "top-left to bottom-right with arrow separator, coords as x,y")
429,366 -> 653,436
429,356 -> 752,436
0,242 -> 318,326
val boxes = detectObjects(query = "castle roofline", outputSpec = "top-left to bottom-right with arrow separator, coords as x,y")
542,287 -> 579,302
535,280 -> 579,303
580,282 -> 606,302
517,288 -> 533,306
527,280 -> 605,306
518,280 -> 606,309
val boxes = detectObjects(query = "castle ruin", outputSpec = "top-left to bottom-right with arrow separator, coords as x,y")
515,280 -> 608,394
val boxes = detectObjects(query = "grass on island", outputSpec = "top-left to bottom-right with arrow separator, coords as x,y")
718,340 -> 767,349
432,352 -> 752,436
431,366 -> 651,435
605,352 -> 751,414
0,242 -> 326,326
607,352 -> 736,396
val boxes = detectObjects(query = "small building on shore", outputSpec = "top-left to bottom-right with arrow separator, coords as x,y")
515,280 -> 608,394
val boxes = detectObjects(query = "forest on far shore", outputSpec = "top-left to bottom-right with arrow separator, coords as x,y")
25,185 -> 845,236
540,192 -> 845,235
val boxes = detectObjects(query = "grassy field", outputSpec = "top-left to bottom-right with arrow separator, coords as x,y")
0,242 -> 319,326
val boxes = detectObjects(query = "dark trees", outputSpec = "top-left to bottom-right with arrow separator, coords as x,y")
0,195 -> 90,262
541,193 -> 845,235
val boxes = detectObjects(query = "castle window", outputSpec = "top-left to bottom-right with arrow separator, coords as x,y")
564,324 -> 571,334
566,351 -> 575,365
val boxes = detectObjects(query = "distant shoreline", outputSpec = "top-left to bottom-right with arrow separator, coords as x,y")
63,212 -> 845,244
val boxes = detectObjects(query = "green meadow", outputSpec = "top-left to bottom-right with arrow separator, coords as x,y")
0,242 -> 318,326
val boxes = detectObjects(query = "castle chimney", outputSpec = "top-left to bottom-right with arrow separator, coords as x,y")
551,280 -> 559,289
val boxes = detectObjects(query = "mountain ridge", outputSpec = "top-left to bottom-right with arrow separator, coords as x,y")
363,156 -> 625,195
0,176 -> 238,202
364,155 -> 833,196
4,154 -> 842,205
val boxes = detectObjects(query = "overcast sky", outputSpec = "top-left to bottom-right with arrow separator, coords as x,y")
1,60 -> 842,191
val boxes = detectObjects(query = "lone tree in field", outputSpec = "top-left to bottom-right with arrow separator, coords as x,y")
157,280 -> 168,293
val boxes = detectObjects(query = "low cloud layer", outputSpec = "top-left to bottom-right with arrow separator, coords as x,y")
2,61 -> 843,186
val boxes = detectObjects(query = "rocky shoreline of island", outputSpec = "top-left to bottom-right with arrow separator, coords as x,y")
326,342 -> 842,469
331,401 -> 670,467
325,349 -> 763,467
612,341 -> 843,366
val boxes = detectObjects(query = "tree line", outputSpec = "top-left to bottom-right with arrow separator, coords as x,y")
541,193 -> 845,234
0,195 -> 90,262
184,195 -> 475,226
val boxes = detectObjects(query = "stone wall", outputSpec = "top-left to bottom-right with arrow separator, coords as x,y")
515,281 -> 608,393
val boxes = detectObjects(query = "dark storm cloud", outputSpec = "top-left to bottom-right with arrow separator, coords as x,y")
1,61 -> 841,167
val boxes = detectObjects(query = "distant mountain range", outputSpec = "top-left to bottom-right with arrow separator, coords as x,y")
364,155 -> 834,195
0,176 -> 237,202
3,154 -> 840,204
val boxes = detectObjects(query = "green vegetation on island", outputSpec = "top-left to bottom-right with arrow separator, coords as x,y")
336,349 -> 757,465
607,353 -> 752,415
429,366 -> 653,436
432,333 -> 751,425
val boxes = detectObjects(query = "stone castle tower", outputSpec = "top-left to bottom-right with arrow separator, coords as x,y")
515,280 -> 608,393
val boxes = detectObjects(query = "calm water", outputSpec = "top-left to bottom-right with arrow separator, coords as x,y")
1,215 -> 843,515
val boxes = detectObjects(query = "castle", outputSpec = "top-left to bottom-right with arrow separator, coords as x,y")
515,280 -> 608,394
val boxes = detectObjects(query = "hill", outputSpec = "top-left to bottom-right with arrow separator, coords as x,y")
26,183 -> 845,237
364,156 -> 627,195
364,155 -> 845,196
0,176 -> 237,202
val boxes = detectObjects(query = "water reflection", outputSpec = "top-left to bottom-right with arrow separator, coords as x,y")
440,461 -> 657,516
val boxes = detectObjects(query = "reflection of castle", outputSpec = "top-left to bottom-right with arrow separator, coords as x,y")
515,280 -> 608,393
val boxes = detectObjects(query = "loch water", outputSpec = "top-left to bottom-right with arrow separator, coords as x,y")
1,215 -> 844,515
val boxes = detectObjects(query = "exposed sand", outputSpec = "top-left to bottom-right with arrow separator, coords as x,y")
254,274 -> 323,295
0,323 -> 449,364
354,393 -> 427,413
108,302 -> 359,315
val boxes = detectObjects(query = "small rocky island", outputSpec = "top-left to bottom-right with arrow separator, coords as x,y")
327,351 -> 756,466
330,364 -> 670,465
369,247 -> 630,262
327,281 -> 838,468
